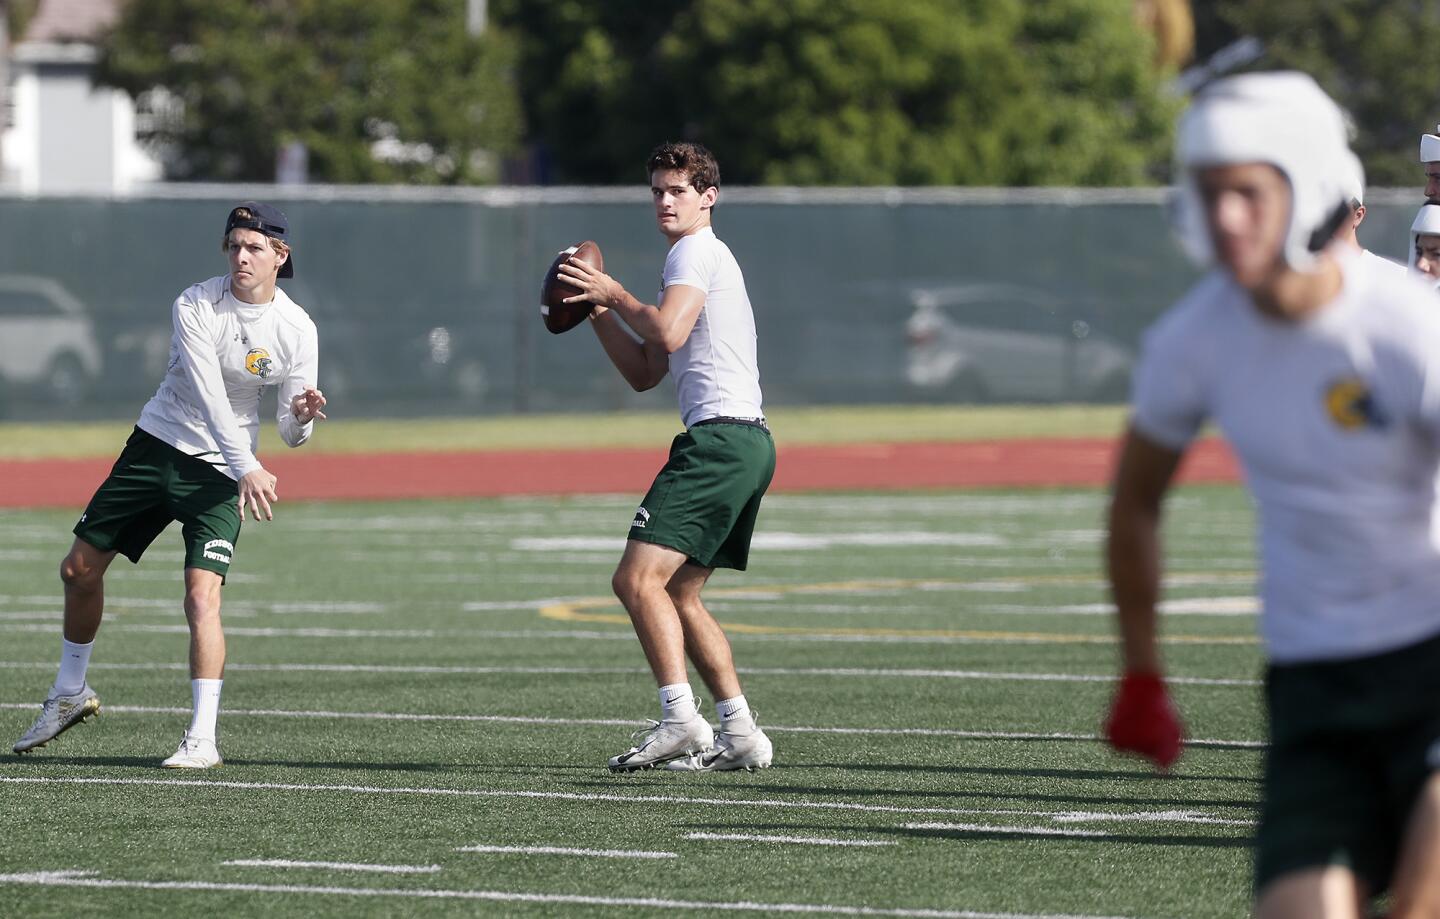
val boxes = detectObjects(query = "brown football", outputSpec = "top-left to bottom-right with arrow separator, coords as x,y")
540,240 -> 604,334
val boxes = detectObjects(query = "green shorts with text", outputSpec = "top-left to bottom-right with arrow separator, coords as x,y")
73,427 -> 242,580
627,421 -> 776,570
1255,629 -> 1440,896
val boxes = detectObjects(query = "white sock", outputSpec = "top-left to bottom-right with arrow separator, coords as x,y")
188,679 -> 223,742
52,638 -> 94,696
658,682 -> 697,722
717,694 -> 752,730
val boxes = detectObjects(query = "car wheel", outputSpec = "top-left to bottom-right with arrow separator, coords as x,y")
44,353 -> 91,407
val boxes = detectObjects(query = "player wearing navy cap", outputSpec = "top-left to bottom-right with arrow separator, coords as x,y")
11,202 -> 326,769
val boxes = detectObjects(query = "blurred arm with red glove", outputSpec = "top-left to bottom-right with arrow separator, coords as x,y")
1104,426 -> 1187,770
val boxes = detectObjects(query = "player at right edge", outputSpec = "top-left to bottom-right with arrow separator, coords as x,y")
1105,72 -> 1440,918
557,141 -> 776,773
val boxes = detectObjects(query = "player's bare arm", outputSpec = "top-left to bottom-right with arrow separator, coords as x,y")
590,308 -> 670,391
290,387 -> 327,423
1106,426 -> 1184,674
558,258 -> 705,352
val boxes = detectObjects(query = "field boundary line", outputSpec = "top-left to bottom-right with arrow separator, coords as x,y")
0,776 -> 1257,821
0,660 -> 1262,685
0,702 -> 1267,746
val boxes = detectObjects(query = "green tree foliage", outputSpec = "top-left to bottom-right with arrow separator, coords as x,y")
95,0 -> 523,184
493,0 -> 1178,185
1219,2 -> 1440,188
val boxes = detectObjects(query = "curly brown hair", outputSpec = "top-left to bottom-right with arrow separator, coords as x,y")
646,142 -> 720,195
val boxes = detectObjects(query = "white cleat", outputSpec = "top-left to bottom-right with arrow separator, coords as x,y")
12,685 -> 101,753
608,713 -> 714,773
161,732 -> 222,769
667,718 -> 773,773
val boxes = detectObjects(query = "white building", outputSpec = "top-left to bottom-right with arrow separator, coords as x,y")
2,0 -> 161,194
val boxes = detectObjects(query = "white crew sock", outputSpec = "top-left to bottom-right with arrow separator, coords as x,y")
658,682 -> 698,722
716,694 -> 753,731
187,679 -> 223,742
52,638 -> 94,696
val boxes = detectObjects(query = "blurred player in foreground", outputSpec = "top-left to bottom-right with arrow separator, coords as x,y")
12,202 -> 325,769
557,142 -> 775,773
1104,73 -> 1440,918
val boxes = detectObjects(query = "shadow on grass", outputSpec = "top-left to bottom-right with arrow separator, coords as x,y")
680,819 -> 1254,850
799,761 -> 1261,784
573,766 -> 1260,811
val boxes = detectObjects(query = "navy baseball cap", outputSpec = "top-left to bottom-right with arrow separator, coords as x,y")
225,201 -> 295,278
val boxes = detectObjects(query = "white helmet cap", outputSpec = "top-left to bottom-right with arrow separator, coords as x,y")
1173,71 -> 1356,271
1420,125 -> 1440,163
1409,204 -> 1440,270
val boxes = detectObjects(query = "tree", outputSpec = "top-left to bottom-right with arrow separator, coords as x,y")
1218,1 -> 1440,187
95,0 -> 523,184
494,0 -> 1178,185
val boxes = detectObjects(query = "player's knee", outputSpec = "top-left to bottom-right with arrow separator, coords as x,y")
59,553 -> 102,590
183,590 -> 222,623
612,567 -> 640,605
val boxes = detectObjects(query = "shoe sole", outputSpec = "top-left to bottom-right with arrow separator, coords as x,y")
12,698 -> 101,754
161,760 -> 222,769
669,755 -> 773,773
607,744 -> 712,774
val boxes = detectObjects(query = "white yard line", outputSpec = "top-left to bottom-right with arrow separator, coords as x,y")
0,622 -> 1258,646
904,822 -> 1110,839
686,832 -> 896,848
222,859 -> 441,874
0,870 -> 1138,919
0,702 -> 1268,747
0,777 -> 1246,824
0,660 -> 1261,685
455,844 -> 676,859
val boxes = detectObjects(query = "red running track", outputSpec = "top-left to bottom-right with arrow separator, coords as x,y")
0,438 -> 1239,510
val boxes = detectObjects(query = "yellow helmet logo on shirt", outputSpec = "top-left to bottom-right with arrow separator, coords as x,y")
1324,376 -> 1387,430
245,348 -> 274,379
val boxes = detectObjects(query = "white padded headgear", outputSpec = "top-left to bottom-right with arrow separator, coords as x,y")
1173,71 -> 1356,271
1409,204 -> 1440,270
1420,125 -> 1440,163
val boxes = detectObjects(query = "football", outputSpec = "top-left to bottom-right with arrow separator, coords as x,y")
540,240 -> 604,334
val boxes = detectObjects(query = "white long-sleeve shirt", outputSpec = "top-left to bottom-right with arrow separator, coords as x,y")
137,275 -> 318,480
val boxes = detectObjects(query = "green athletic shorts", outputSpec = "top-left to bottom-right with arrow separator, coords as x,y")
73,427 -> 242,580
627,420 -> 776,570
1255,629 -> 1440,896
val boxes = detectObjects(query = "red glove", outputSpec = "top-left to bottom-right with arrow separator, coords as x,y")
1104,671 -> 1184,769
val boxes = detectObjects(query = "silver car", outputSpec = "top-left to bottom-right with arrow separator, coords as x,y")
904,282 -> 1132,403
0,275 -> 103,406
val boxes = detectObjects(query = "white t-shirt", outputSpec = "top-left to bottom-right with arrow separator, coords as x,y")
659,226 -> 764,428
1133,252 -> 1440,663
137,275 -> 318,480
1361,248 -> 1407,279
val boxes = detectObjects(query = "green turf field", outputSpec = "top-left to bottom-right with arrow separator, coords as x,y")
0,485 -> 1261,918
